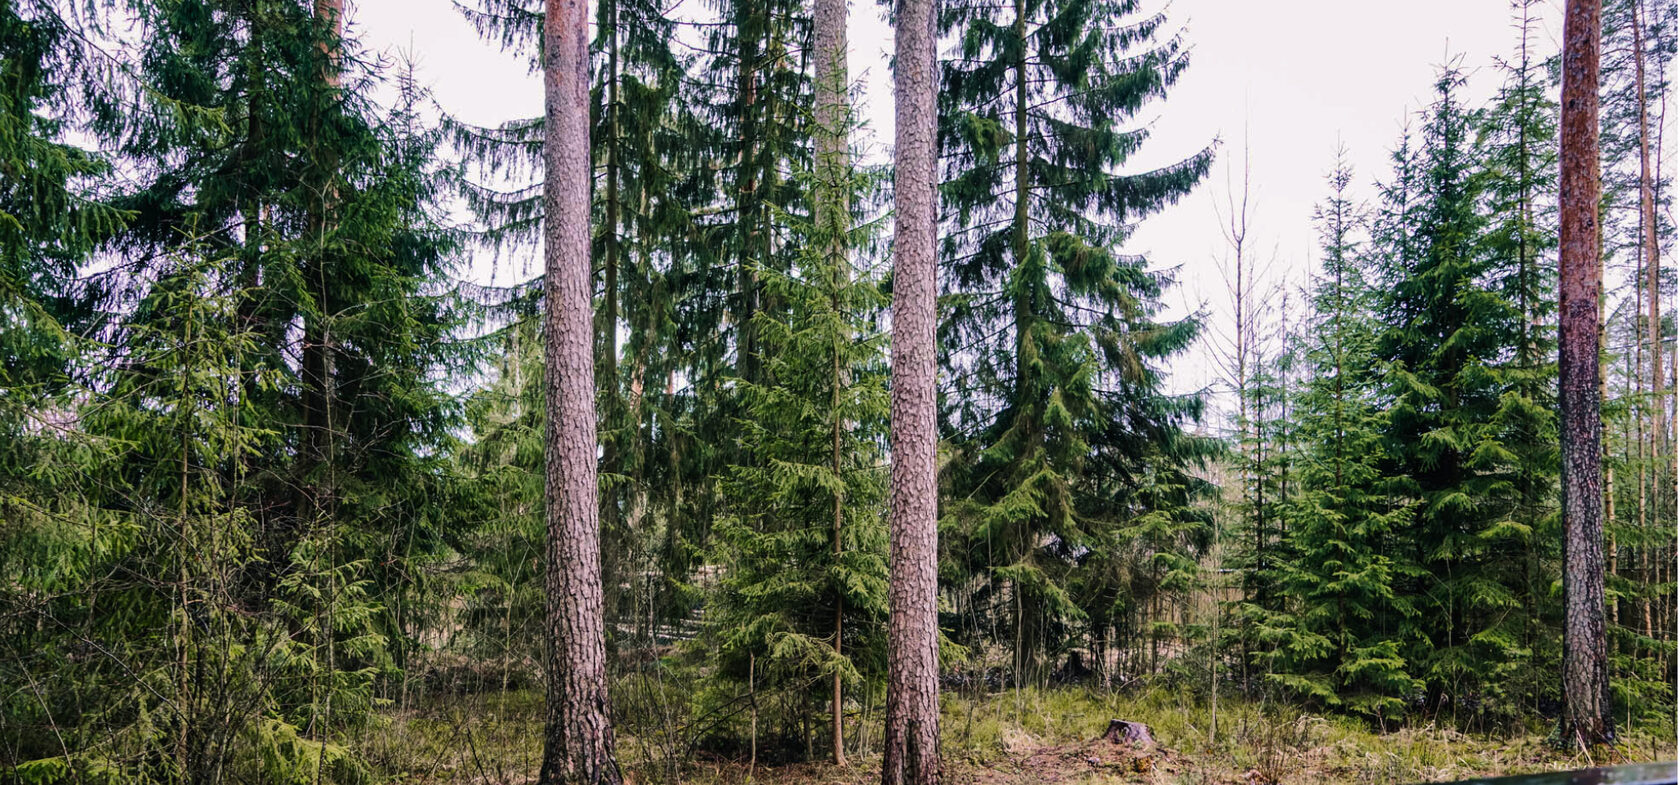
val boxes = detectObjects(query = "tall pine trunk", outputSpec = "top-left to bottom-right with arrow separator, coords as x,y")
1633,0 -> 1663,451
1557,0 -> 1611,751
883,0 -> 940,778
813,0 -> 850,764
540,0 -> 622,781
1631,0 -> 1665,654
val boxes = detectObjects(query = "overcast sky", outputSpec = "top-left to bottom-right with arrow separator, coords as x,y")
346,0 -> 1665,420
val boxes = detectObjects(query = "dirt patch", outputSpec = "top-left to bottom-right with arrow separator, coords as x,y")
942,729 -> 1197,785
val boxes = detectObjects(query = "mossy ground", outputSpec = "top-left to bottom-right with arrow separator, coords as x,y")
358,687 -> 1675,784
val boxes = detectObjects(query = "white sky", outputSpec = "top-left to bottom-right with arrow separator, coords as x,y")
346,0 -> 1666,422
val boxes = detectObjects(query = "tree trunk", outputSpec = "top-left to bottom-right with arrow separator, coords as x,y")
602,0 -> 621,392
1633,0 -> 1663,452
1557,0 -> 1611,751
813,0 -> 850,763
1632,0 -> 1664,653
883,0 -> 941,779
540,0 -> 622,781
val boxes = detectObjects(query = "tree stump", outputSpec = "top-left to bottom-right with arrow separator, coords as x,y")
1101,719 -> 1154,746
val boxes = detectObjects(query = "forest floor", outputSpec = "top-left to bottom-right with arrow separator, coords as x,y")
360,686 -> 1676,785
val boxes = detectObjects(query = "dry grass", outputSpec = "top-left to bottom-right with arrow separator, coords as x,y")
357,686 -> 1676,785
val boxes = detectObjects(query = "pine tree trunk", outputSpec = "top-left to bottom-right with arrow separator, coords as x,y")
1557,0 -> 1611,751
1632,0 -> 1664,653
813,0 -> 849,763
602,0 -> 621,392
1633,0 -> 1663,453
883,0 -> 941,778
540,0 -> 622,781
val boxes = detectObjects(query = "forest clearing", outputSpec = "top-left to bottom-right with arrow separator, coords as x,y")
2,0 -> 1676,783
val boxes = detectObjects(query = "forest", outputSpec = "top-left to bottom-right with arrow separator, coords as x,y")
0,0 -> 1676,783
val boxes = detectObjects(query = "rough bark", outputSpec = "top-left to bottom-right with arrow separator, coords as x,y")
813,0 -> 849,763
883,0 -> 941,780
1557,0 -> 1612,751
540,0 -> 622,781
813,0 -> 849,205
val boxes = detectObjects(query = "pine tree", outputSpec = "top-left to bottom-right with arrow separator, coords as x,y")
454,0 -> 730,646
1557,0 -> 1612,749
537,0 -> 623,778
937,0 -> 1213,680
884,0 -> 942,777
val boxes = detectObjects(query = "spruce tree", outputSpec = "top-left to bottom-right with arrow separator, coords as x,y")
0,0 -> 125,587
710,167 -> 890,765
1267,149 -> 1422,723
2,1 -> 467,775
699,0 -> 811,387
97,0 -> 466,625
1373,66 -> 1541,723
1477,0 -> 1564,716
937,0 -> 1213,680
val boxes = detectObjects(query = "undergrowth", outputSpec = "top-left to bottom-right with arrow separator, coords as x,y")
358,684 -> 1676,784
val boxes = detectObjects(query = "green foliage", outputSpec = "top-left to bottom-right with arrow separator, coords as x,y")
936,0 -> 1217,684
1261,149 -> 1423,723
1257,50 -> 1580,728
705,85 -> 890,758
1365,66 -> 1558,723
1,2 -> 463,779
3,0 -> 1676,771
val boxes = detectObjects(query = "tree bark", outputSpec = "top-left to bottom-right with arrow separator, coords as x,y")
1557,0 -> 1612,751
813,0 -> 849,764
813,0 -> 849,203
883,0 -> 941,779
540,0 -> 622,781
